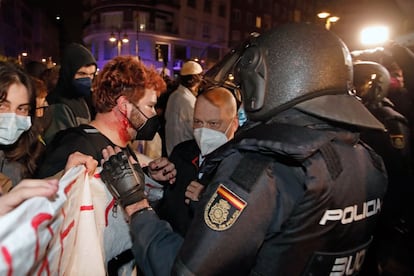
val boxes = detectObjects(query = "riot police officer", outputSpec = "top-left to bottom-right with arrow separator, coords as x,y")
354,61 -> 414,275
100,23 -> 388,275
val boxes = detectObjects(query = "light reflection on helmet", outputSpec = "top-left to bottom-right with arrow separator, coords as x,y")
353,61 -> 391,108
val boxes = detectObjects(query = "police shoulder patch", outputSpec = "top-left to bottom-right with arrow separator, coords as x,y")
204,184 -> 247,231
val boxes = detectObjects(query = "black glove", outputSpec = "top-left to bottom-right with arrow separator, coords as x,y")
100,151 -> 146,208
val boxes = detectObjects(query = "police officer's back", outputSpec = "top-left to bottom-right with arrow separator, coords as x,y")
99,23 -> 388,275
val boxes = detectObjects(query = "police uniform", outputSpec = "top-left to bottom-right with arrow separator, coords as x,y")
104,23 -> 389,276
128,110 -> 387,275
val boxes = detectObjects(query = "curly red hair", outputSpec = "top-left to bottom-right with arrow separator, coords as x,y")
92,56 -> 166,113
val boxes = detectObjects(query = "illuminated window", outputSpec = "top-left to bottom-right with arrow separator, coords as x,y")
155,43 -> 169,62
256,16 -> 262,28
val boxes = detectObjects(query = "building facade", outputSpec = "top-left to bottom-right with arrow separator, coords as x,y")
229,0 -> 320,48
82,0 -> 230,74
0,0 -> 60,66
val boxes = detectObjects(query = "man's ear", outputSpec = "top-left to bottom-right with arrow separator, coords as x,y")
116,95 -> 129,113
232,115 -> 239,129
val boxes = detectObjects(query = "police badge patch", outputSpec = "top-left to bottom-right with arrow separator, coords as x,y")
204,184 -> 247,231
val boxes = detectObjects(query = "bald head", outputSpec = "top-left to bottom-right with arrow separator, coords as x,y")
194,87 -> 238,140
198,87 -> 237,116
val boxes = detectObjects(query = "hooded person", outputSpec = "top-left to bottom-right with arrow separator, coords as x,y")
42,43 -> 97,144
98,23 -> 388,275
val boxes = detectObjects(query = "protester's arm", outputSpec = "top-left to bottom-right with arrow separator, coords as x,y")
101,146 -> 280,275
101,146 -> 182,276
0,179 -> 59,216
146,157 -> 176,184
126,200 -> 183,276
184,180 -> 204,204
0,152 -> 97,215
64,151 -> 98,176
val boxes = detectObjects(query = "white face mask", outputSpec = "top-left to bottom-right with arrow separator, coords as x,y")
193,127 -> 229,156
0,113 -> 32,145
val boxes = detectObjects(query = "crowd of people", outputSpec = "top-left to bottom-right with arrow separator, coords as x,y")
0,22 -> 413,275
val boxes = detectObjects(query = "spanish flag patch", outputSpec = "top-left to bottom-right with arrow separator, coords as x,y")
204,184 -> 247,231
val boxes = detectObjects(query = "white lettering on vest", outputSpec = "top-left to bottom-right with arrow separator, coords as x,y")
319,198 -> 381,225
330,248 -> 366,275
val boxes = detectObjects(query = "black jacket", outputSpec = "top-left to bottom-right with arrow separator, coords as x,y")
36,124 -> 114,178
43,43 -> 97,144
128,112 -> 388,276
156,139 -> 200,237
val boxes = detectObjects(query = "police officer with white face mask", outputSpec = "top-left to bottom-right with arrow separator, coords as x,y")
100,23 -> 388,275
156,86 -> 239,237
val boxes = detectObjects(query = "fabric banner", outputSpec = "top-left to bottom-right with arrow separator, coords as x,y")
0,165 -> 134,275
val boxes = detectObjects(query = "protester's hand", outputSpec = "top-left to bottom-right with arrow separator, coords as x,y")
0,179 -> 59,216
185,180 -> 205,205
64,151 -> 98,176
101,146 -> 146,208
147,157 -> 176,184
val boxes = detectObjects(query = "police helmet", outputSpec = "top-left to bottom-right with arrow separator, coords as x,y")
204,23 -> 384,129
353,61 -> 390,108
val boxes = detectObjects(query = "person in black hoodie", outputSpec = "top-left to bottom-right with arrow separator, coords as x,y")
42,43 -> 97,144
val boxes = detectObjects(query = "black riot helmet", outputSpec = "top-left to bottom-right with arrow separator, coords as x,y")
353,61 -> 390,108
204,23 -> 383,129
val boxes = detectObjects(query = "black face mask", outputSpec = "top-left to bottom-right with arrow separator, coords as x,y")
135,114 -> 160,141
72,77 -> 92,98
128,101 -> 160,141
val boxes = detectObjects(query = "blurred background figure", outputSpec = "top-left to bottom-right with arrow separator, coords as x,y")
24,60 -> 47,81
354,60 -> 414,276
382,43 -> 414,171
155,74 -> 178,157
40,65 -> 60,95
164,60 -> 203,156
31,77 -> 49,118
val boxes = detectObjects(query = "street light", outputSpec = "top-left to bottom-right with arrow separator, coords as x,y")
17,52 -> 28,66
317,12 -> 340,30
109,31 -> 129,56
360,26 -> 389,46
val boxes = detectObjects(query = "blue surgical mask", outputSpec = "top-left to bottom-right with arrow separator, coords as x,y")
0,113 -> 32,145
237,105 -> 247,127
72,77 -> 92,98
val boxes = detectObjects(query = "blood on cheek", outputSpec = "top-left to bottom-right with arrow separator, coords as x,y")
118,117 -> 132,143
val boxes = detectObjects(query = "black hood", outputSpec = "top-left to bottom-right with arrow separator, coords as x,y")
47,43 -> 97,103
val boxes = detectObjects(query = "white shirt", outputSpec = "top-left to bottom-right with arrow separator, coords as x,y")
164,84 -> 196,155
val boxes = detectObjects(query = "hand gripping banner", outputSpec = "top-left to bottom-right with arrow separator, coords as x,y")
0,165 -> 134,275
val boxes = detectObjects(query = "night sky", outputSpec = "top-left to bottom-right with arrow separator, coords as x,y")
27,0 -> 84,44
